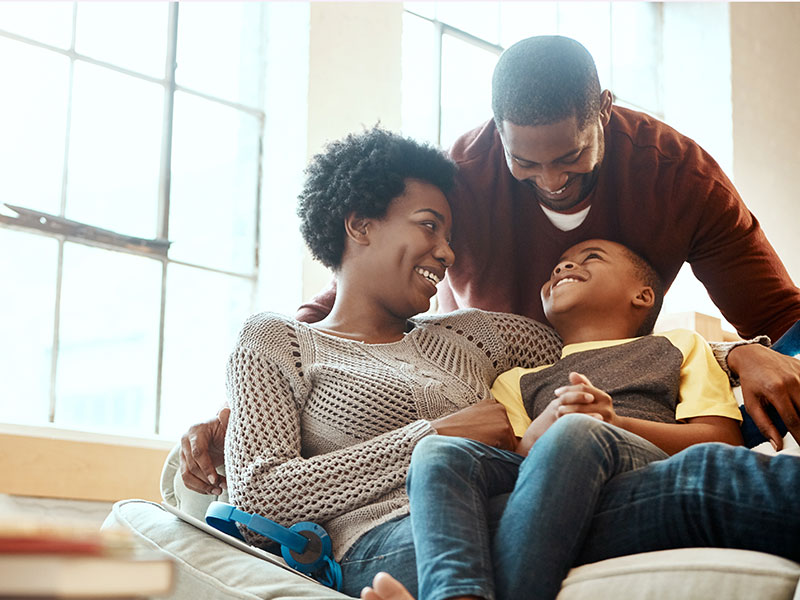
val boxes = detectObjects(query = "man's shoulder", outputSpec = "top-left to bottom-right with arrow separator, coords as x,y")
607,105 -> 700,162
448,118 -> 502,165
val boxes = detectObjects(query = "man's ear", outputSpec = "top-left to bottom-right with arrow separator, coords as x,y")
632,286 -> 655,310
599,90 -> 613,127
344,212 -> 371,246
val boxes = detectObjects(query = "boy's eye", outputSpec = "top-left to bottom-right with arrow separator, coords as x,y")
584,253 -> 601,261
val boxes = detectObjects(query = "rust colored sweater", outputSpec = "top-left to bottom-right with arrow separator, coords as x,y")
299,107 -> 800,340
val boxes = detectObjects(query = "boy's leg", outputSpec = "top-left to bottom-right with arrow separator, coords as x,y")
407,435 -> 523,600
493,414 -> 668,600
577,443 -> 800,564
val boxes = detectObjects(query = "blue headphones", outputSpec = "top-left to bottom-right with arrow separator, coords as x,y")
205,501 -> 342,591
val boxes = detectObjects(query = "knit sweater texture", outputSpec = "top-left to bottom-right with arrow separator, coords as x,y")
224,308 -> 561,560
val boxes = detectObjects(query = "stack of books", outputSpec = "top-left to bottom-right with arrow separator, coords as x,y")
0,514 -> 174,598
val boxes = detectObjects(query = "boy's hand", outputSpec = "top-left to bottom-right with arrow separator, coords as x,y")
554,372 -> 619,426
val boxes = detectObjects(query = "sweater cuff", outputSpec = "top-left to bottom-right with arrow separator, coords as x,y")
710,335 -> 772,387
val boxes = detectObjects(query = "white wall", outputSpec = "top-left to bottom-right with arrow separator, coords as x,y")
302,2 -> 404,301
730,2 -> 800,286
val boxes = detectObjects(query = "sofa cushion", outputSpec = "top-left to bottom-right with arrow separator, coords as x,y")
103,499 -> 352,600
557,547 -> 800,600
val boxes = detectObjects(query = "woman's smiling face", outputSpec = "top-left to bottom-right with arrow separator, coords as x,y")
364,178 -> 455,318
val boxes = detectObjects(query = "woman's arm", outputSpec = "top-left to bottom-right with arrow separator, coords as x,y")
226,342 -> 433,529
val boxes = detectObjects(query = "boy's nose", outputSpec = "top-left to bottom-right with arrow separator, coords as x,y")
553,261 -> 576,275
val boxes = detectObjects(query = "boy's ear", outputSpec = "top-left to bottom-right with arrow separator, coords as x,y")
632,286 -> 655,309
344,213 -> 371,246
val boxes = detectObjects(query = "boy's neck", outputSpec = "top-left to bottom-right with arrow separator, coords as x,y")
556,318 -> 640,347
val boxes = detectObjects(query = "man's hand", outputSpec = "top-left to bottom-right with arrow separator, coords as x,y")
179,407 -> 230,495
553,372 -> 619,425
728,344 -> 800,450
431,398 -> 517,451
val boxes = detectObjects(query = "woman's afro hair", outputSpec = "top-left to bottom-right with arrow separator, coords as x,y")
297,127 -> 456,270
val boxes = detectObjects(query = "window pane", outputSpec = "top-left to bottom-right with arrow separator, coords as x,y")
435,2 -> 500,45
440,35 -> 497,150
611,3 -> 661,114
169,92 -> 260,274
75,2 -> 169,78
557,2 -> 612,90
0,230 -> 58,424
0,1 -> 73,48
175,2 -> 264,107
0,38 -> 69,214
55,243 -> 161,435
404,1 -> 436,19
66,62 -> 162,239
401,12 -> 438,145
499,2 -> 558,47
159,264 -> 253,440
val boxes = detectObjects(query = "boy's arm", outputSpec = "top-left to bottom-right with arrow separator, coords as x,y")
556,372 -> 743,455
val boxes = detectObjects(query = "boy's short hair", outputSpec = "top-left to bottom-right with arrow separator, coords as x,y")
620,246 -> 664,336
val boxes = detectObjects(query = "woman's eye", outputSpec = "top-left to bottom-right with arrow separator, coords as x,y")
422,222 -> 436,230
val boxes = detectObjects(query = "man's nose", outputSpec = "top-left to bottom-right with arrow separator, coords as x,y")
538,167 -> 569,192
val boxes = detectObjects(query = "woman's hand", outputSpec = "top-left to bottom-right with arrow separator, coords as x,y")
553,372 -> 618,425
431,398 -> 517,451
179,407 -> 230,495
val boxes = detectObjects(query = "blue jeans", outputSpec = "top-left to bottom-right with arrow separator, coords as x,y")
408,415 -> 668,600
410,415 -> 800,600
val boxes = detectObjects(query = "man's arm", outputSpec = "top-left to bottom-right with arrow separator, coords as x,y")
295,278 -> 337,323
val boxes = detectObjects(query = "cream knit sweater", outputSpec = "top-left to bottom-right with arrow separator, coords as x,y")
224,308 -> 562,559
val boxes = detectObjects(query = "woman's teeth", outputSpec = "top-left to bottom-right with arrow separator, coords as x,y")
415,268 -> 440,285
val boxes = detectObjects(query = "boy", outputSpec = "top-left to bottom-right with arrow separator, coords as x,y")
363,238 -> 743,600
495,238 -> 743,456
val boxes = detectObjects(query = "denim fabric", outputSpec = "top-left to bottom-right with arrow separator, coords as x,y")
407,436 -> 524,600
493,414 -> 668,600
771,318 -> 800,357
577,442 -> 800,565
339,515 -> 417,598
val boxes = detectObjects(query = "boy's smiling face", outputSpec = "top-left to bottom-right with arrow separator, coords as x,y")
541,239 -> 651,334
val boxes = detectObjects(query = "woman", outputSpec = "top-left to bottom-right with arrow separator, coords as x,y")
223,127 -> 561,597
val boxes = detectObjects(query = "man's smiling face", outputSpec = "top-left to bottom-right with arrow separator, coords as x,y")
498,116 -> 605,212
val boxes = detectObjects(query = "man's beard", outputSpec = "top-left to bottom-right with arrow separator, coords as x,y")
528,162 -> 602,212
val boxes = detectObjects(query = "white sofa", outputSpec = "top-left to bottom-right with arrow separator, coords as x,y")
103,440 -> 800,600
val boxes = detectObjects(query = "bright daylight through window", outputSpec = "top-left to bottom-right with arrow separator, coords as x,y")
0,2 -> 265,439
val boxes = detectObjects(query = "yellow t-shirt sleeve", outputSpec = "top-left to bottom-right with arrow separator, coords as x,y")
491,366 -> 547,437
660,329 -> 742,422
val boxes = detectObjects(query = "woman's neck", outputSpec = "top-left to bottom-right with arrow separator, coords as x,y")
312,279 -> 411,344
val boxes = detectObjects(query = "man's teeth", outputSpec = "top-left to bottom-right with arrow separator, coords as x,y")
554,277 -> 580,288
416,268 -> 440,285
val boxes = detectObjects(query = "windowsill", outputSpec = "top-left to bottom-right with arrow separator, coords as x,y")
0,423 -> 175,503
0,422 -> 176,451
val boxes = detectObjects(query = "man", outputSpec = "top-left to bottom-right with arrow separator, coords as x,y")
181,36 -> 800,495
298,35 -> 800,451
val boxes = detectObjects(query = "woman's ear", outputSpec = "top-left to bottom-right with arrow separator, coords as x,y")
632,286 -> 655,309
344,213 -> 371,246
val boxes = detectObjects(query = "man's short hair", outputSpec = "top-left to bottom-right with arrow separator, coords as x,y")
492,35 -> 602,130
621,246 -> 665,337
